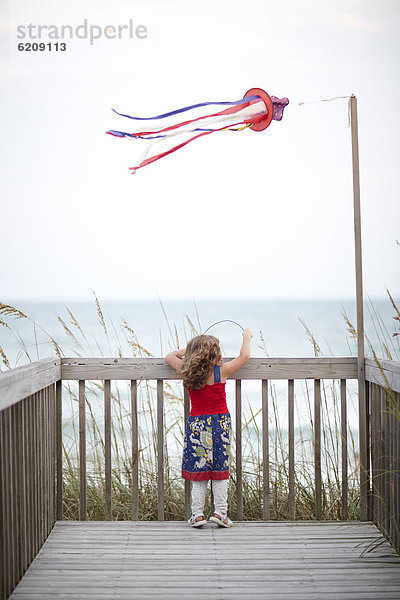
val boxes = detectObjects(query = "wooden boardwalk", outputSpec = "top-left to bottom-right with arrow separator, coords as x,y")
9,521 -> 400,599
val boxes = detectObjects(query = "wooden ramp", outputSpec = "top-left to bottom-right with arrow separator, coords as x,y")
10,521 -> 400,600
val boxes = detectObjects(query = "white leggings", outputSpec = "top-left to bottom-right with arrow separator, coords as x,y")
191,479 -> 228,519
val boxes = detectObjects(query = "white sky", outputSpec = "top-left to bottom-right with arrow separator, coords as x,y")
1,0 -> 399,301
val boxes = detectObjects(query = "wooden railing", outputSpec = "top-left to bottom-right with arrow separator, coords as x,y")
1,355 -> 400,599
365,358 -> 400,552
60,356 -> 358,524
0,359 -> 61,600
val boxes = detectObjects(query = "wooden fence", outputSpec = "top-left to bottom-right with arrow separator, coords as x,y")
0,359 -> 61,600
365,358 -> 400,552
60,357 -> 359,523
1,355 -> 399,599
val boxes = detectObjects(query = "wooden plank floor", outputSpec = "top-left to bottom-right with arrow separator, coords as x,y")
10,521 -> 400,600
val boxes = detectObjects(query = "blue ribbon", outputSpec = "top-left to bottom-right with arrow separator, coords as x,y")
111,95 -> 260,121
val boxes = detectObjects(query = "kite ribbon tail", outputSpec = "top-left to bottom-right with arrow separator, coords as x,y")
125,98 -> 262,137
129,129 -> 217,174
129,119 -> 252,174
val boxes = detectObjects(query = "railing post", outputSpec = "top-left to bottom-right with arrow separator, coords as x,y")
384,390 -> 391,537
131,380 -> 139,521
15,401 -> 23,581
389,393 -> 395,544
33,395 -> 39,556
262,380 -> 269,520
56,379 -> 63,520
183,388 -> 191,521
0,408 -> 7,598
314,379 -> 322,520
79,380 -> 87,521
288,379 -> 295,520
366,381 -> 372,520
157,380 -> 164,521
377,385 -> 385,532
340,379 -> 348,520
104,380 -> 112,520
3,407 -> 14,594
395,391 -> 400,551
350,95 -> 368,521
370,382 -> 378,524
22,398 -> 30,571
235,380 -> 243,520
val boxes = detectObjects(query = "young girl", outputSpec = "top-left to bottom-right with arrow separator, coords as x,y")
166,329 -> 252,528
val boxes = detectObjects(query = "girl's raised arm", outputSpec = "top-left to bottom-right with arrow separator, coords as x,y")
221,329 -> 253,379
165,348 -> 186,372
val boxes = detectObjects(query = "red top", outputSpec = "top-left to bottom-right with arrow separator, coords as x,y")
188,382 -> 228,416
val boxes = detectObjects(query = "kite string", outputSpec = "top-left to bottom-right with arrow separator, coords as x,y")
203,320 -> 245,334
296,95 -> 351,106
295,95 -> 352,126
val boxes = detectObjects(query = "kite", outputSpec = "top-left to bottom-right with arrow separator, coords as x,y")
106,88 -> 289,173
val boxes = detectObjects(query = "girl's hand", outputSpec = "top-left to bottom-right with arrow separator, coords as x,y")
221,328 -> 252,378
165,348 -> 186,370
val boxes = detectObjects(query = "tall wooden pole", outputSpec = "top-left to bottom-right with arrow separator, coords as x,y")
350,95 -> 368,520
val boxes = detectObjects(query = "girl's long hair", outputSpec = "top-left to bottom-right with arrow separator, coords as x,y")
179,335 -> 222,390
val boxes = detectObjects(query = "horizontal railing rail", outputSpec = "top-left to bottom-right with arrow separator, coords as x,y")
60,356 -> 358,380
0,358 -> 60,411
0,357 -> 358,410
365,357 -> 400,393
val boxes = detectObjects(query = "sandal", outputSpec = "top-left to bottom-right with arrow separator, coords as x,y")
209,513 -> 233,528
188,515 -> 207,528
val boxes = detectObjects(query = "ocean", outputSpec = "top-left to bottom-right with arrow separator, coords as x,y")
1,297 -> 399,365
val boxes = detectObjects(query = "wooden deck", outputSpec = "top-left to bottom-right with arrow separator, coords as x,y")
9,521 -> 400,599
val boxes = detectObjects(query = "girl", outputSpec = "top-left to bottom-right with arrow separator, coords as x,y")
166,329 -> 252,528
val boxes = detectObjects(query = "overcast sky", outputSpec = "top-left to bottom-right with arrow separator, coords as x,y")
1,0 -> 399,302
